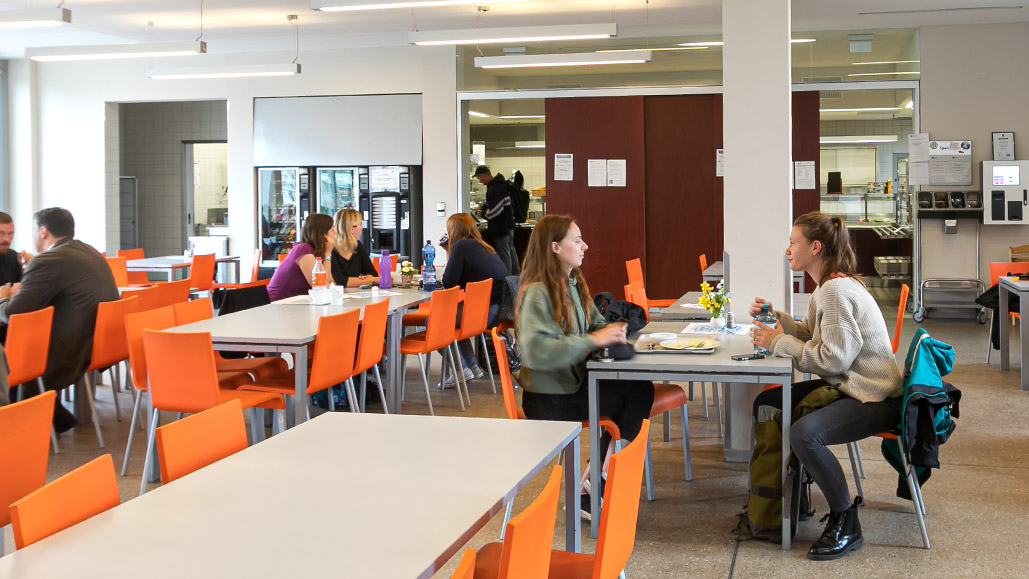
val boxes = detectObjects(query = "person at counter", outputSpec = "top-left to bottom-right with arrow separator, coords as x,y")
330,208 -> 377,288
474,165 -> 519,276
749,211 -> 902,561
510,171 -> 530,224
266,213 -> 336,301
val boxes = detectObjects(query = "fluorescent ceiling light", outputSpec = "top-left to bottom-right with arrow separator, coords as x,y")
0,7 -> 70,29
515,141 -> 545,149
475,50 -> 651,69
820,135 -> 899,144
859,6 -> 1022,15
904,100 -> 914,109
468,111 -> 491,118
848,71 -> 921,77
147,63 -> 301,80
410,23 -> 615,46
313,0 -> 525,11
27,41 -> 206,62
678,39 -> 815,48
852,60 -> 920,65
791,38 -> 817,43
597,46 -> 707,53
497,115 -> 545,119
820,107 -> 902,113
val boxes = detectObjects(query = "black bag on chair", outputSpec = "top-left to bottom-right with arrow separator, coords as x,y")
593,292 -> 647,337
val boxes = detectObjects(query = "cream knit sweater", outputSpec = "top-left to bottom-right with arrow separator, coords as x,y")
770,277 -> 902,403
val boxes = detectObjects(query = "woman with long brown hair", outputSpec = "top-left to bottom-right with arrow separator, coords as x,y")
330,208 -> 376,288
266,213 -> 336,301
439,213 -> 508,383
750,211 -> 902,561
516,215 -> 654,519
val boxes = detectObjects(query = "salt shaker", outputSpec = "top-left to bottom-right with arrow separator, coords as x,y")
726,311 -> 736,329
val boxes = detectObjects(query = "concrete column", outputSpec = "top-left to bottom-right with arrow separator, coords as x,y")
7,59 -> 42,249
722,0 -> 793,461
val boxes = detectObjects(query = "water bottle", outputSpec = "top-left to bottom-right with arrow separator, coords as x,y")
754,303 -> 778,355
379,249 -> 392,289
312,257 -> 327,287
422,239 -> 437,292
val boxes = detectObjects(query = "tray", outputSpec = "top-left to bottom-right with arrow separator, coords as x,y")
634,333 -> 720,354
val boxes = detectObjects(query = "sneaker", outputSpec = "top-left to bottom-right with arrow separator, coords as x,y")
438,366 -> 474,389
468,365 -> 484,380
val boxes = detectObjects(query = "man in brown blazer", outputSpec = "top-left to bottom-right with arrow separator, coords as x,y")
0,208 -> 119,430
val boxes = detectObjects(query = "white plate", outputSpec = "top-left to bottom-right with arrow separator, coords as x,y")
648,332 -> 678,342
659,338 -> 720,351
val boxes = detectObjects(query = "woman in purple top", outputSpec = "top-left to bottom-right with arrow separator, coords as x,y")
266,213 -> 336,301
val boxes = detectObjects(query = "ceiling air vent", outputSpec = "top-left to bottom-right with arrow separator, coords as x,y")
803,76 -> 843,83
820,91 -> 843,99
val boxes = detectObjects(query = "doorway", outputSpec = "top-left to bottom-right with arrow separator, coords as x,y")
182,142 -> 228,250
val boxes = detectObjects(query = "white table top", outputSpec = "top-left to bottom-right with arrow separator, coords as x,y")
168,288 -> 430,346
999,276 -> 1029,293
663,291 -> 711,321
0,413 -> 580,579
126,255 -> 240,268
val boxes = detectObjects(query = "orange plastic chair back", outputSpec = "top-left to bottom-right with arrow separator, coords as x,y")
120,285 -> 161,312
143,330 -> 222,414
353,298 -> 390,375
309,309 -> 361,395
10,453 -> 120,549
118,248 -> 150,285
698,254 -> 708,274
173,297 -> 215,325
5,306 -> 55,386
455,279 -> 493,341
87,296 -> 138,373
153,278 -> 192,308
451,548 -> 476,579
105,256 -> 129,287
989,261 -> 1029,287
891,284 -> 910,355
491,328 -> 522,420
422,287 -> 462,352
124,306 -> 177,393
496,465 -> 563,579
625,283 -> 650,322
594,419 -> 651,579
155,399 -> 247,484
625,258 -> 644,287
0,391 -> 56,528
250,248 -> 262,282
372,254 -> 395,276
189,253 -> 217,292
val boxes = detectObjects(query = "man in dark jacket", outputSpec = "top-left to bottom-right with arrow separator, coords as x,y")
0,207 -> 119,430
475,165 -> 519,275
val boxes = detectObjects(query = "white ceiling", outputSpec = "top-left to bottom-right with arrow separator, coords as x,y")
2,0 -> 1028,59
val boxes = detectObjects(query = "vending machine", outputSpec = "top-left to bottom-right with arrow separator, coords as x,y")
983,160 -> 1029,225
358,165 -> 422,264
258,167 -> 312,263
315,167 -> 360,217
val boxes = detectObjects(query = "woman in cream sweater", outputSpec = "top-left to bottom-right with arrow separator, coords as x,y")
751,211 -> 902,561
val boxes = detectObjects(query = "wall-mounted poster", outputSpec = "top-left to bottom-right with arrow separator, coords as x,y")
554,154 -> 573,181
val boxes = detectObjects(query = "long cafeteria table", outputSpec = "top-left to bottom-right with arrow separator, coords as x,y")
0,413 -> 583,578
126,254 -> 242,283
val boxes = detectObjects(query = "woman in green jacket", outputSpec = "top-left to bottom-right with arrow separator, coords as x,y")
516,215 -> 654,516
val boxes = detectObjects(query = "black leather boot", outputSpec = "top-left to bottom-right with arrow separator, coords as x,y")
807,496 -> 864,561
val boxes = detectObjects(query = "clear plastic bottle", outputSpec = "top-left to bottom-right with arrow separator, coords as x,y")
312,256 -> 327,287
379,249 -> 392,289
422,240 -> 437,292
754,303 -> 778,355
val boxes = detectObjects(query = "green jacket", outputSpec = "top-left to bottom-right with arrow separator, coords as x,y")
517,278 -> 606,395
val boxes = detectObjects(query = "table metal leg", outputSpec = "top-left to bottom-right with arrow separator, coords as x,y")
1000,286 -> 1010,371
781,379 -> 792,550
290,346 -> 308,426
563,436 -> 581,553
385,312 -> 404,413
1021,296 -> 1029,390
588,373 -> 601,540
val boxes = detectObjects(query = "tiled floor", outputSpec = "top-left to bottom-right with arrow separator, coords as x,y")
4,288 -> 1027,578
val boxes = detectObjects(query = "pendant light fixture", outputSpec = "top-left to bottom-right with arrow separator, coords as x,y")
0,6 -> 71,29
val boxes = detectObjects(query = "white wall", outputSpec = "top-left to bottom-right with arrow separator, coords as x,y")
7,45 -> 458,273
920,23 -> 1029,283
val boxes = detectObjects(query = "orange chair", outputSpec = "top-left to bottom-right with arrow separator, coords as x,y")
117,248 -> 150,285
473,465 -> 563,579
105,256 -> 130,287
119,285 -> 160,312
624,282 -> 652,322
139,329 -> 284,494
187,253 -> 217,294
449,279 -> 498,404
122,278 -> 190,311
155,399 -> 248,485
0,390 -> 56,556
547,420 -> 651,579
372,254 -> 395,276
212,248 -> 270,290
625,258 -> 674,308
699,253 -> 708,275
172,298 -> 288,380
238,309 -> 360,416
121,306 -> 254,478
986,263 -> 1029,363
4,307 -> 59,453
83,296 -> 138,432
892,283 -> 911,355
351,298 -> 391,413
9,454 -> 120,549
400,287 -> 462,416
451,548 -> 476,579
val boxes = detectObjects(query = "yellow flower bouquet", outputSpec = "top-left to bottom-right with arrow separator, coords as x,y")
699,281 -> 731,318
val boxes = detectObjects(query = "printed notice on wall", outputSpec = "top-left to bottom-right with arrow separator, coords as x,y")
607,159 -> 627,187
554,154 -> 574,181
794,161 -> 816,190
927,140 -> 973,186
587,159 -> 607,187
716,149 -> 725,177
908,133 -> 930,185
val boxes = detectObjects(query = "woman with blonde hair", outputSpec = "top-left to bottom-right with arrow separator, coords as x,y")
266,213 -> 336,301
516,214 -> 654,519
330,208 -> 377,288
439,213 -> 508,383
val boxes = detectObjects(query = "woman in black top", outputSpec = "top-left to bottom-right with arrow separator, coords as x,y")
441,213 -> 508,379
331,208 -> 377,287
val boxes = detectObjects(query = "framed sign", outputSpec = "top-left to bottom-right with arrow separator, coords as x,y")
993,132 -> 1015,161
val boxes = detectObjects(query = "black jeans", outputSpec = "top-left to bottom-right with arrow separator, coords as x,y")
753,379 -> 902,512
522,376 -> 655,461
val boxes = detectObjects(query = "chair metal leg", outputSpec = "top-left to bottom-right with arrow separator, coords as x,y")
479,333 -> 497,394
272,409 -> 286,435
372,365 -> 388,415
644,436 -> 655,501
139,408 -> 160,496
416,353 -> 435,416
121,390 -> 144,476
108,368 -> 123,422
37,378 -> 60,454
847,443 -> 864,498
327,386 -> 336,412
448,343 -> 470,410
680,404 -> 692,481
345,378 -> 360,413
702,383 -> 709,418
249,408 -> 266,443
898,443 -> 931,549
499,500 -> 514,541
83,373 -> 105,448
986,309 -> 994,363
854,440 -> 866,478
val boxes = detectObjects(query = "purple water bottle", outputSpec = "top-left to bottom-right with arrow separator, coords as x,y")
379,249 -> 392,289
